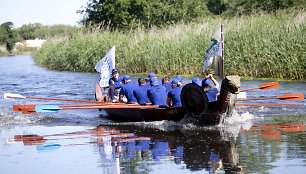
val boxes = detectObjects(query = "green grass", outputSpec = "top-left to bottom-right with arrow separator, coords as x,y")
34,10 -> 305,80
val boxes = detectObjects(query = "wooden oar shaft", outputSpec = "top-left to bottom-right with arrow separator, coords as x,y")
237,94 -> 303,101
26,97 -> 102,103
237,97 -> 276,101
240,82 -> 279,92
59,103 -> 139,108
236,103 -> 304,106
240,87 -> 260,92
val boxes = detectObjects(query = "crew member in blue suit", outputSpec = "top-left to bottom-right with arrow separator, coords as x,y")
147,78 -> 167,106
119,75 -> 138,103
146,72 -> 162,88
108,68 -> 123,102
202,74 -> 219,102
133,78 -> 150,105
162,75 -> 172,92
167,79 -> 183,107
192,77 -> 202,87
175,76 -> 184,87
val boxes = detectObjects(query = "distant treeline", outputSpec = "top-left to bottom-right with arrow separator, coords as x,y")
0,22 -> 78,53
34,10 -> 305,80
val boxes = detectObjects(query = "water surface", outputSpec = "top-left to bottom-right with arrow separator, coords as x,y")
0,55 -> 305,174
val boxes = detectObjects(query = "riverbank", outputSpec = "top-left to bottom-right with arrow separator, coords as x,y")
34,10 -> 305,80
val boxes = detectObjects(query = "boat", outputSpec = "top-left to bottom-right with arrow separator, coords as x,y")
97,75 -> 241,125
103,106 -> 186,122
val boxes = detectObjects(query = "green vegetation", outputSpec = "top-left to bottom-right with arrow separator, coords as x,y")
78,0 -> 305,30
0,22 -> 19,53
34,10 -> 305,80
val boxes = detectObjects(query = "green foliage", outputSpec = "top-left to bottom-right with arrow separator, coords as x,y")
0,22 -> 19,53
78,0 -> 305,30
222,0 -> 306,16
34,10 -> 305,80
78,0 -> 210,30
16,23 -> 79,40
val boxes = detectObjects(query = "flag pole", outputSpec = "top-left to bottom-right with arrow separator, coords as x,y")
221,23 -> 225,79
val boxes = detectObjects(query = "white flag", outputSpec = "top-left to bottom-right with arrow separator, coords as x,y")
95,46 -> 115,87
202,26 -> 222,72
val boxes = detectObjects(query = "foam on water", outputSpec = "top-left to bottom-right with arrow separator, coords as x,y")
0,113 -> 43,126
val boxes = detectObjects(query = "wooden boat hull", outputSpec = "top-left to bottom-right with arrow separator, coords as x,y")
103,107 -> 186,122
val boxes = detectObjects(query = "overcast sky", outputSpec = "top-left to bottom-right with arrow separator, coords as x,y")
0,0 -> 88,28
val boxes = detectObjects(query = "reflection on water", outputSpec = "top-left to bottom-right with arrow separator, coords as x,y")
5,125 -> 245,173
4,122 -> 303,174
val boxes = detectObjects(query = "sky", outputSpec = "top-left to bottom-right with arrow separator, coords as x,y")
0,0 -> 89,28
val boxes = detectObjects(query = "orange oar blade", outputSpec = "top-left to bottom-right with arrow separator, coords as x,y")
13,105 -> 36,112
279,93 -> 304,101
259,81 -> 279,90
237,93 -> 304,102
241,81 -> 279,92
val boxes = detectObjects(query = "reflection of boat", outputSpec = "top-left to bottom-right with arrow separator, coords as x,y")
98,75 -> 241,125
10,125 -> 243,173
96,125 -> 243,173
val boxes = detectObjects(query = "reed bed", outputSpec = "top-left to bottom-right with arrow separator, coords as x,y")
34,10 -> 305,80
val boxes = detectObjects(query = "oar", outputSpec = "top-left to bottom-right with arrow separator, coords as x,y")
13,103 -> 139,112
240,81 -> 279,92
4,93 -> 103,103
34,104 -> 160,113
236,94 -> 304,102
236,103 -> 304,106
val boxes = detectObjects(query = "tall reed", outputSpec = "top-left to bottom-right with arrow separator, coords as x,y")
34,10 -> 305,80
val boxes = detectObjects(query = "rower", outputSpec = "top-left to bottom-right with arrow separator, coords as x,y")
175,76 -> 184,87
147,78 -> 167,106
192,77 -> 202,87
119,75 -> 138,103
108,68 -> 123,102
162,75 -> 171,92
202,74 -> 219,102
145,72 -> 162,88
133,78 -> 150,105
167,79 -> 183,107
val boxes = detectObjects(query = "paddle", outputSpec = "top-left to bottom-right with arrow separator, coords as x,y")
236,103 -> 304,106
34,104 -> 160,113
240,81 -> 279,92
14,104 -> 159,113
13,103 -> 139,112
4,93 -> 103,103
236,94 -> 304,101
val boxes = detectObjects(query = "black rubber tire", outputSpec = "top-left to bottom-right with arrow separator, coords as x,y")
181,83 -> 209,116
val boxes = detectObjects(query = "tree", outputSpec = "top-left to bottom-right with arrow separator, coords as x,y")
78,0 -> 210,30
0,22 -> 19,53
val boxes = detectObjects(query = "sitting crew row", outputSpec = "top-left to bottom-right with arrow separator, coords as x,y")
105,69 -> 219,106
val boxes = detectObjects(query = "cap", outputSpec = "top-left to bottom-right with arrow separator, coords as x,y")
202,78 -> 210,86
150,78 -> 159,86
123,75 -> 130,81
171,79 -> 179,85
175,76 -> 183,82
148,72 -> 157,78
192,77 -> 201,86
112,68 -> 118,74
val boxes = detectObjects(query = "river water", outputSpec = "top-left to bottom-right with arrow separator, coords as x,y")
0,55 -> 305,174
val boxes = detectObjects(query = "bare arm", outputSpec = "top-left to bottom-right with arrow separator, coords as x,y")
207,74 -> 219,89
166,97 -> 171,107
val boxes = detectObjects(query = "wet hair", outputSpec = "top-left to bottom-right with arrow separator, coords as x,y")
138,78 -> 146,85
162,76 -> 170,84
